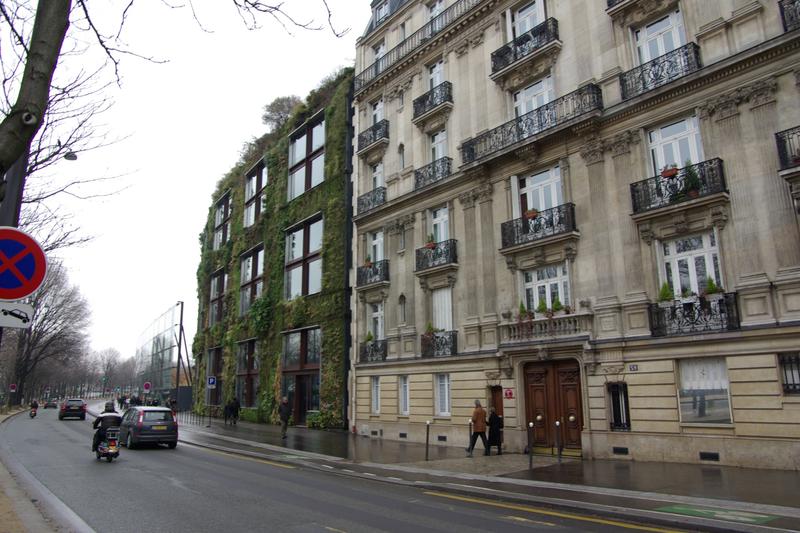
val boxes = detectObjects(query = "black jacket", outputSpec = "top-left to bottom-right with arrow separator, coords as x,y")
278,402 -> 291,422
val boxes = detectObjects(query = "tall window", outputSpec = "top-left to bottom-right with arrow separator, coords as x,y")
239,246 -> 264,315
432,287 -> 452,331
512,1 -> 544,37
648,116 -> 703,175
374,1 -> 389,23
524,262 -> 570,310
369,230 -> 384,262
519,166 -> 561,214
369,302 -> 385,340
285,218 -> 323,300
212,194 -> 231,251
236,340 -> 259,408
399,375 -> 410,415
282,327 -> 321,412
430,206 -> 449,242
373,42 -> 386,63
514,76 -> 553,117
371,376 -> 381,414
371,161 -> 384,189
429,60 -> 444,89
207,347 -> 223,405
288,115 -> 325,200
208,270 -> 227,327
635,10 -> 686,64
429,0 -> 445,33
398,144 -> 405,169
244,161 -> 267,228
371,99 -> 384,125
430,130 -> 447,161
435,373 -> 451,416
608,382 -> 630,431
398,294 -> 407,324
678,358 -> 731,424
661,232 -> 721,298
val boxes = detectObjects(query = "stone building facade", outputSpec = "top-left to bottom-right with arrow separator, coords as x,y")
349,0 -> 800,469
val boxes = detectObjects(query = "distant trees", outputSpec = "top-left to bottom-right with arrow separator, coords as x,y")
262,96 -> 302,132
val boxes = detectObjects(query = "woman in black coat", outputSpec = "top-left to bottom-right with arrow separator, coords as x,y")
487,406 -> 503,455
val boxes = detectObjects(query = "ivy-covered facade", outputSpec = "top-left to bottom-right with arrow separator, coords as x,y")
194,69 -> 353,428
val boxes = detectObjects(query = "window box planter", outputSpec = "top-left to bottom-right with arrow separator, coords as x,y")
524,209 -> 539,220
661,166 -> 679,178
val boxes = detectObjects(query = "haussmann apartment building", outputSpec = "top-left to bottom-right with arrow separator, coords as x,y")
349,0 -> 800,469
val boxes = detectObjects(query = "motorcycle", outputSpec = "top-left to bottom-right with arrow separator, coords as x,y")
96,427 -> 120,462
29,407 -> 37,418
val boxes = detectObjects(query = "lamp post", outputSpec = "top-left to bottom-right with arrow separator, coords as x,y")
528,421 -> 534,469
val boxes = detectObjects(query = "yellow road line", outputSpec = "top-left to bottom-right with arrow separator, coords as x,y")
201,447 -> 295,469
424,491 -> 684,533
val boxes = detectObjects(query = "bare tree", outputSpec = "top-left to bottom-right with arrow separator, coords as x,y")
6,260 -> 91,405
94,347 -> 120,391
262,95 -> 302,131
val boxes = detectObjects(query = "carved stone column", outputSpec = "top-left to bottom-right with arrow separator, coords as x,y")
476,182 -> 497,318
458,189 -> 479,320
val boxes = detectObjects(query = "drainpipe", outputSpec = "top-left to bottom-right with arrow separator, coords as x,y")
343,77 -> 355,431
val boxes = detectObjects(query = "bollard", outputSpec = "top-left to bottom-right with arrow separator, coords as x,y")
425,420 -> 431,461
467,419 -> 473,454
555,420 -> 562,464
527,421 -> 533,470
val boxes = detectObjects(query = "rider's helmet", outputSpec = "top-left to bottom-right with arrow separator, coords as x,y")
104,401 -> 115,412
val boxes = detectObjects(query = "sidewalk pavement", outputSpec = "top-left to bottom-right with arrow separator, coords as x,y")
177,411 -> 800,532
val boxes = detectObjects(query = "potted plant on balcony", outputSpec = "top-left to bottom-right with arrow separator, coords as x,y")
658,282 -> 674,308
552,297 -> 564,313
661,163 -> 679,178
365,331 -> 374,343
701,277 -> 724,302
425,234 -> 437,249
524,208 -> 539,220
364,254 -> 372,268
683,159 -> 701,199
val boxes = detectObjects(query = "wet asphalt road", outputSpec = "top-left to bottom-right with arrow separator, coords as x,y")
0,409 -> 679,533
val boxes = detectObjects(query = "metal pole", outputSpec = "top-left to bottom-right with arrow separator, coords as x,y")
527,422 -> 533,470
425,420 -> 430,461
467,419 -> 472,453
175,301 -> 183,410
555,420 -> 562,464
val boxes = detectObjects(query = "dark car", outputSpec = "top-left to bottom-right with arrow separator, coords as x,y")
119,406 -> 178,449
59,398 -> 86,420
44,399 -> 58,409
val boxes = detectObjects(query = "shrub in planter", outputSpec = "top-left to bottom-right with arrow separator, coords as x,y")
536,300 -> 548,314
683,160 -> 701,198
551,297 -> 564,312
658,282 -> 673,307
661,164 -> 678,178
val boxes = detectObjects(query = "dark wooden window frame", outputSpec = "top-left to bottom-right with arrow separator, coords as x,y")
288,112 -> 325,200
281,327 -> 321,372
239,245 -> 264,315
208,347 -> 224,406
244,160 -> 267,227
608,382 -> 631,431
212,192 -> 231,250
208,269 -> 226,327
236,339 -> 259,408
285,217 -> 323,299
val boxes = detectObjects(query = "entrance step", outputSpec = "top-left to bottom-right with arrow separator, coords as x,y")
531,446 -> 582,458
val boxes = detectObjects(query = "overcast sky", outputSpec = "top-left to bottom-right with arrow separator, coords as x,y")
49,2 -> 371,361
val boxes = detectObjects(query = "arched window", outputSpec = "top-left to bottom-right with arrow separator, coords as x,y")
398,294 -> 406,324
398,143 -> 405,170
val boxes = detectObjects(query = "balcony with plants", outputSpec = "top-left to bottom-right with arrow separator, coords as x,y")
357,187 -> 387,215
412,81 -> 453,130
619,43 -> 702,101
500,203 -> 576,251
359,332 -> 388,363
500,299 -> 592,344
356,257 -> 390,289
357,119 -> 390,160
649,279 -> 740,337
421,324 -> 457,357
490,18 -> 561,88
630,158 -> 727,217
460,84 -> 602,166
415,238 -> 457,273
414,157 -> 453,191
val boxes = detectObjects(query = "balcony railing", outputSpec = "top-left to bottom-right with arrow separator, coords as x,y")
414,157 -> 452,190
357,259 -> 390,287
354,0 -> 483,92
648,293 -> 740,337
461,84 -> 602,165
630,158 -> 726,214
363,0 -> 411,37
776,125 -> 800,170
413,81 -> 453,119
421,330 -> 457,357
358,120 -> 390,153
501,313 -> 593,343
780,0 -> 800,32
416,239 -> 457,271
359,340 -> 388,363
491,18 -> 559,73
500,203 -> 576,249
620,43 -> 701,101
606,0 -> 627,7
357,187 -> 387,215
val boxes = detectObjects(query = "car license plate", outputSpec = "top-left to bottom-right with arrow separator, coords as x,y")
152,425 -> 167,430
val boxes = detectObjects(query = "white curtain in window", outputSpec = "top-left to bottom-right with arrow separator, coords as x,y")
680,358 -> 728,391
432,287 -> 452,331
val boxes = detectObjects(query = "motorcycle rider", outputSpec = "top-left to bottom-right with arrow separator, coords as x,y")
29,399 -> 39,417
92,401 -> 122,452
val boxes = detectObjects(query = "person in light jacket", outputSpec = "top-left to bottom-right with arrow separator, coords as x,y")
466,399 -> 488,457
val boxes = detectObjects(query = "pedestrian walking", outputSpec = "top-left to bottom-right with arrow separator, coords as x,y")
278,396 -> 291,439
466,399 -> 488,457
487,406 -> 503,456
231,397 -> 241,425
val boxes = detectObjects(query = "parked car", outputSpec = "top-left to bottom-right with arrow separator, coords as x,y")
43,399 -> 58,409
59,398 -> 86,420
119,406 -> 178,449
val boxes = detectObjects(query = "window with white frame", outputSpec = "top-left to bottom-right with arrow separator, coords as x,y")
369,230 -> 384,262
373,42 -> 386,63
435,373 -> 451,416
661,232 -> 722,298
244,162 -> 267,228
518,166 -> 561,214
239,246 -> 264,315
512,1 -> 545,37
430,129 -> 447,162
429,0 -> 444,32
288,115 -> 325,200
432,287 -> 452,331
369,302 -> 384,340
677,357 -> 731,424
371,99 -> 384,125
634,10 -> 686,64
430,206 -> 449,242
514,76 -> 553,117
648,116 -> 703,176
399,375 -> 410,415
212,194 -> 231,250
371,161 -> 384,190
285,218 -> 323,300
524,262 -> 570,311
371,376 -> 380,414
429,60 -> 444,89
374,1 -> 389,23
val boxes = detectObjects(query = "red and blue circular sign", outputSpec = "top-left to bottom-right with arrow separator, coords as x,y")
0,227 -> 47,301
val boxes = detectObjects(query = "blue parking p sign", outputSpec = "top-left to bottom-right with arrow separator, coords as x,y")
207,376 -> 217,389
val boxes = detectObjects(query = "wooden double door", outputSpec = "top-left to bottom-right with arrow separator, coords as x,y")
524,361 -> 583,451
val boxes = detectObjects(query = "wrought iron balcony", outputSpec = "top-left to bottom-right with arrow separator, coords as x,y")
630,158 -> 726,214
606,0 -> 627,7
781,0 -> 800,32
421,330 -> 457,357
501,203 -> 576,249
415,239 -> 457,271
357,187 -> 386,215
357,120 -> 390,153
491,18 -> 559,73
354,0 -> 483,93
461,84 -> 602,165
359,340 -> 388,363
620,43 -> 701,101
648,293 -> 740,337
776,125 -> 800,170
501,313 -> 593,343
357,259 -> 390,287
413,81 -> 453,119
414,157 -> 452,190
